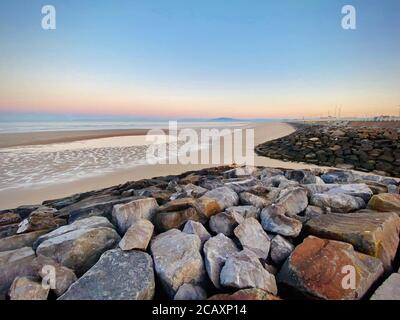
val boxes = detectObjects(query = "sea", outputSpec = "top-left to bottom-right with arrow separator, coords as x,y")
0,120 -> 250,191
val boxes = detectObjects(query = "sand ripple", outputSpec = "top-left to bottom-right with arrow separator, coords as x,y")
0,138 -> 183,191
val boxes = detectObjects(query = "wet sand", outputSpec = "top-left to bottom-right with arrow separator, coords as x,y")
0,122 -> 325,210
0,129 -> 152,148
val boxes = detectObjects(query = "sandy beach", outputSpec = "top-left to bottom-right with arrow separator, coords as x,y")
0,122 -> 324,210
0,129 -> 152,148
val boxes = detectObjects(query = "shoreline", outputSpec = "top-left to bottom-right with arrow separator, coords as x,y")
0,123 -> 251,149
256,123 -> 400,178
0,122 -> 315,209
2,121 -> 395,210
0,129 -> 154,148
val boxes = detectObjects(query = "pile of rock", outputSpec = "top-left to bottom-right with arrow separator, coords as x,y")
255,124 -> 400,177
1,165 -> 400,300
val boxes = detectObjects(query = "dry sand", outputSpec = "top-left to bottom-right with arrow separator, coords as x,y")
0,122 -> 323,210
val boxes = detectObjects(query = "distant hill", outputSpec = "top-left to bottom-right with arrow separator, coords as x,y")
209,117 -> 243,122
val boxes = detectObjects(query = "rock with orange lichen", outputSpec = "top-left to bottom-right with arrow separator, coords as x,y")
277,236 -> 384,300
195,197 -> 222,218
208,288 -> 280,300
304,210 -> 400,272
368,193 -> 400,214
154,197 -> 222,231
202,187 -> 239,210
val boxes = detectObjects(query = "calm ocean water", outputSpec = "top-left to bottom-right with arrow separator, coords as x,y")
0,119 -> 255,133
0,120 -> 249,191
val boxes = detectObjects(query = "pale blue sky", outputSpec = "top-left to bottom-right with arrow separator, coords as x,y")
0,0 -> 399,118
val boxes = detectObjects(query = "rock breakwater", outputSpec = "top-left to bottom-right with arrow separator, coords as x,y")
255,124 -> 400,177
1,165 -> 400,300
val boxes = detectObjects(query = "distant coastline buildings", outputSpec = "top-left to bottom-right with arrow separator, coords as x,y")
372,115 -> 400,122
293,114 -> 400,126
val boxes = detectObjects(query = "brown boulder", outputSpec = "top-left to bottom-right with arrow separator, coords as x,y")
9,276 -> 49,300
368,193 -> 400,214
0,223 -> 19,239
277,236 -> 384,300
304,210 -> 400,271
195,197 -> 222,218
180,174 -> 201,185
0,211 -> 20,226
0,230 -> 49,252
156,198 -> 197,212
155,207 -> 200,232
364,181 -> 388,194
155,198 -> 221,232
17,207 -> 66,234
32,255 -> 77,297
0,247 -> 36,298
202,187 -> 239,210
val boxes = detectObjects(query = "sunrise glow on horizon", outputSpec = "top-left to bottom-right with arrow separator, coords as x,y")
1,1 -> 399,119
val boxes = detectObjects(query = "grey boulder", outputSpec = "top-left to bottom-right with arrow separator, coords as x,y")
276,187 -> 308,216
326,184 -> 373,202
233,218 -> 270,259
33,216 -> 115,249
239,192 -> 271,208
202,187 -> 239,210
220,249 -> 277,295
112,198 -> 159,234
209,211 -> 244,236
182,220 -> 211,246
310,193 -> 365,213
226,206 -> 260,220
150,229 -> 206,298
370,273 -> 400,300
270,235 -> 294,265
59,249 -> 155,300
203,233 -> 240,289
260,205 -> 302,238
119,219 -> 154,251
174,283 -> 207,300
0,230 -> 49,252
36,220 -> 120,276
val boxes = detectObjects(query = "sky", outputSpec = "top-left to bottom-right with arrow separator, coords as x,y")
0,0 -> 399,119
